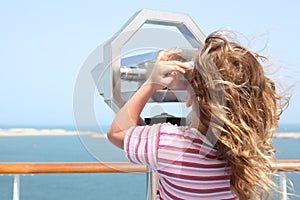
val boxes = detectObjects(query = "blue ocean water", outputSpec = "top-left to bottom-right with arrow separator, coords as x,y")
0,124 -> 299,200
0,134 -> 146,200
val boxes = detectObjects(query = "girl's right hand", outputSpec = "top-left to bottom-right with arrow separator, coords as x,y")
145,49 -> 192,91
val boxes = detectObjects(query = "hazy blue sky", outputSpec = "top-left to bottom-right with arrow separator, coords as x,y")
1,1 -> 299,127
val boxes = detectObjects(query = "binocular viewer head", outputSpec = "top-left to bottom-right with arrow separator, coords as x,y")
92,9 -> 205,122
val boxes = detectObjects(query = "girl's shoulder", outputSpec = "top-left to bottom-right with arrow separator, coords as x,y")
159,123 -> 208,143
159,122 -> 204,138
158,123 -> 219,157
159,122 -> 189,135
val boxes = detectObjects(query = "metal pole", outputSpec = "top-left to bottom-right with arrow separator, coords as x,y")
280,172 -> 287,200
13,174 -> 20,200
146,167 -> 158,200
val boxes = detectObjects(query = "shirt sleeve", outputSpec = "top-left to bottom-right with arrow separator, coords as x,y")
124,123 -> 161,171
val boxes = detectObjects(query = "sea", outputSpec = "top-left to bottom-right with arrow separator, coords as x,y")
0,124 -> 300,200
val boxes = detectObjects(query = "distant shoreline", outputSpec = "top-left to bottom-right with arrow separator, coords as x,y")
273,132 -> 300,138
0,128 -> 299,138
0,128 -> 107,138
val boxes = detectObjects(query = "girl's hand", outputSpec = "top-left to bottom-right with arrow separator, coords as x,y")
145,50 -> 191,90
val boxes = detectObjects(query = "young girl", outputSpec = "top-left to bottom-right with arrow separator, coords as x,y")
108,31 -> 284,199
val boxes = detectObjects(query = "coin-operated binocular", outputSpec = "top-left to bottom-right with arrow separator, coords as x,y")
92,9 -> 206,200
92,9 -> 206,127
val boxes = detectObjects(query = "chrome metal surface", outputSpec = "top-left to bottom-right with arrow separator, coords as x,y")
94,9 -> 205,111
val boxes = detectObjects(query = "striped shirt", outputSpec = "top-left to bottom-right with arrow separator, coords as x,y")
124,123 -> 237,200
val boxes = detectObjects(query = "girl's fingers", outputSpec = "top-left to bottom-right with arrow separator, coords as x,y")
165,60 -> 193,69
159,61 -> 192,74
163,65 -> 185,75
157,49 -> 182,61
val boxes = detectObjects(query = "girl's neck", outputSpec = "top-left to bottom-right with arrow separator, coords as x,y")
189,109 -> 208,135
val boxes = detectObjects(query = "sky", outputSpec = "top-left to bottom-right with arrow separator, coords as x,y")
1,0 -> 300,127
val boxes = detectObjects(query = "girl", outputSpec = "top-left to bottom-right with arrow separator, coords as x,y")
107,31 -> 284,199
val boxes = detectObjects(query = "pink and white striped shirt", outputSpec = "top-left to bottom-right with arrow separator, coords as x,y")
124,123 -> 237,200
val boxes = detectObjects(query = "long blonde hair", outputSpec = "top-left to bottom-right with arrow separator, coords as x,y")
190,31 -> 284,199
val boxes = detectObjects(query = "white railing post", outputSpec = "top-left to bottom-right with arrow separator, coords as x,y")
13,174 -> 20,200
280,172 -> 287,200
146,167 -> 158,200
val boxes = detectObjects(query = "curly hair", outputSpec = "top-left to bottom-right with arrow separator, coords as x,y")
190,31 -> 284,199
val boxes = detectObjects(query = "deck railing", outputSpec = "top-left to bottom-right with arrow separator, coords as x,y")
0,160 -> 299,174
1,160 -> 300,200
0,162 -> 146,174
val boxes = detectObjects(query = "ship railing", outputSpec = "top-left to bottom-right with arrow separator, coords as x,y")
0,160 -> 299,200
